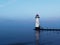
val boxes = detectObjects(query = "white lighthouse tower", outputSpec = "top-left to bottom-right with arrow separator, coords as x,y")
34,14 -> 40,45
35,14 -> 40,30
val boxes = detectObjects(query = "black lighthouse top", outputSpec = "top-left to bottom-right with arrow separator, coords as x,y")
35,14 -> 40,18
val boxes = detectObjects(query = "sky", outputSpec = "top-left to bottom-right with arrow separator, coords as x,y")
0,0 -> 60,20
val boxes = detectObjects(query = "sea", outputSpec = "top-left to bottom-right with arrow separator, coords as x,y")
0,19 -> 60,45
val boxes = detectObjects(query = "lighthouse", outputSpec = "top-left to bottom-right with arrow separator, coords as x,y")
35,14 -> 40,45
35,14 -> 40,30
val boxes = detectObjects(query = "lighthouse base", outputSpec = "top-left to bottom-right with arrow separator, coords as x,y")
34,27 -> 40,30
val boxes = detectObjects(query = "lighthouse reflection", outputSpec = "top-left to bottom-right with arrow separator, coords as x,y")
35,30 -> 40,45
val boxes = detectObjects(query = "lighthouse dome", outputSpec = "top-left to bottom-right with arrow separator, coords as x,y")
35,14 -> 40,18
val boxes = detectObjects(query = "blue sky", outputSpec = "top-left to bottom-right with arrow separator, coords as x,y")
0,0 -> 60,20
